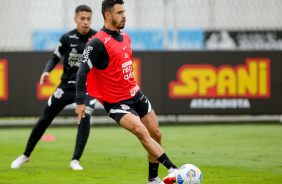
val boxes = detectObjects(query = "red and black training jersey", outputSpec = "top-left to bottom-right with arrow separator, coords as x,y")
76,26 -> 139,105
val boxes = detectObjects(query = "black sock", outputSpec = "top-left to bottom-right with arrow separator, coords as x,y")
148,162 -> 159,180
157,153 -> 177,170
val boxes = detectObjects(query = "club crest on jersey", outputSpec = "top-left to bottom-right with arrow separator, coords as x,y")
54,88 -> 64,99
120,104 -> 130,110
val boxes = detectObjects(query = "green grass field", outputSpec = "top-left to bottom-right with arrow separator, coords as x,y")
0,124 -> 281,183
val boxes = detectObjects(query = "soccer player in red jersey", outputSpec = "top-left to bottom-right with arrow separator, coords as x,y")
76,1 -> 178,183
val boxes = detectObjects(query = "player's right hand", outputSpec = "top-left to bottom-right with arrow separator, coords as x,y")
40,72 -> 50,85
76,104 -> 86,124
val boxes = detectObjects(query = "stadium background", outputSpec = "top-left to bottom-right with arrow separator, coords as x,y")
0,0 -> 282,125
1,0 -> 282,51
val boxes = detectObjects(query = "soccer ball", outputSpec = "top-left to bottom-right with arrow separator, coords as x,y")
175,164 -> 202,184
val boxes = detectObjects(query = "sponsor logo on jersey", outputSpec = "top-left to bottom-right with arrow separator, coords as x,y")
68,53 -> 82,67
69,34 -> 79,39
122,60 -> 132,68
71,48 -> 77,53
130,85 -> 139,96
122,59 -> 134,81
85,106 -> 94,115
82,46 -> 93,63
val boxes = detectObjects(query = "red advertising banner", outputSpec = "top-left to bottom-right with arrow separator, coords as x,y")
0,59 -> 8,100
0,51 -> 281,116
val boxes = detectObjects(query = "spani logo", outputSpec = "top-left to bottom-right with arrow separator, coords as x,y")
169,58 -> 270,99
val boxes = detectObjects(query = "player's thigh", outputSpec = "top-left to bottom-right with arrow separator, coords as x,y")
141,110 -> 159,131
133,91 -> 159,132
120,113 -> 147,136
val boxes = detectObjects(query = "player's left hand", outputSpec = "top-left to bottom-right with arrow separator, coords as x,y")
76,104 -> 86,124
40,72 -> 50,85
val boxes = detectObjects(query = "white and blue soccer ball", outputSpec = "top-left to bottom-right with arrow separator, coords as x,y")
175,164 -> 202,184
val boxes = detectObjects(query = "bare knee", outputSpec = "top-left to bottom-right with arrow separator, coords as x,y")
151,129 -> 162,143
133,126 -> 150,142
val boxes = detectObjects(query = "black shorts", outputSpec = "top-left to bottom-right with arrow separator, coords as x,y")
47,83 -> 96,116
103,91 -> 153,124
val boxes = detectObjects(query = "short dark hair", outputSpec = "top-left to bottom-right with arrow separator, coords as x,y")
75,5 -> 92,15
101,0 -> 124,19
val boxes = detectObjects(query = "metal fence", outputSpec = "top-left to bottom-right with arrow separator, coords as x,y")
1,0 -> 282,51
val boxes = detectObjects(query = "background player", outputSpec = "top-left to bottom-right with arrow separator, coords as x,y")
75,0 -> 178,183
11,4 -> 97,170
